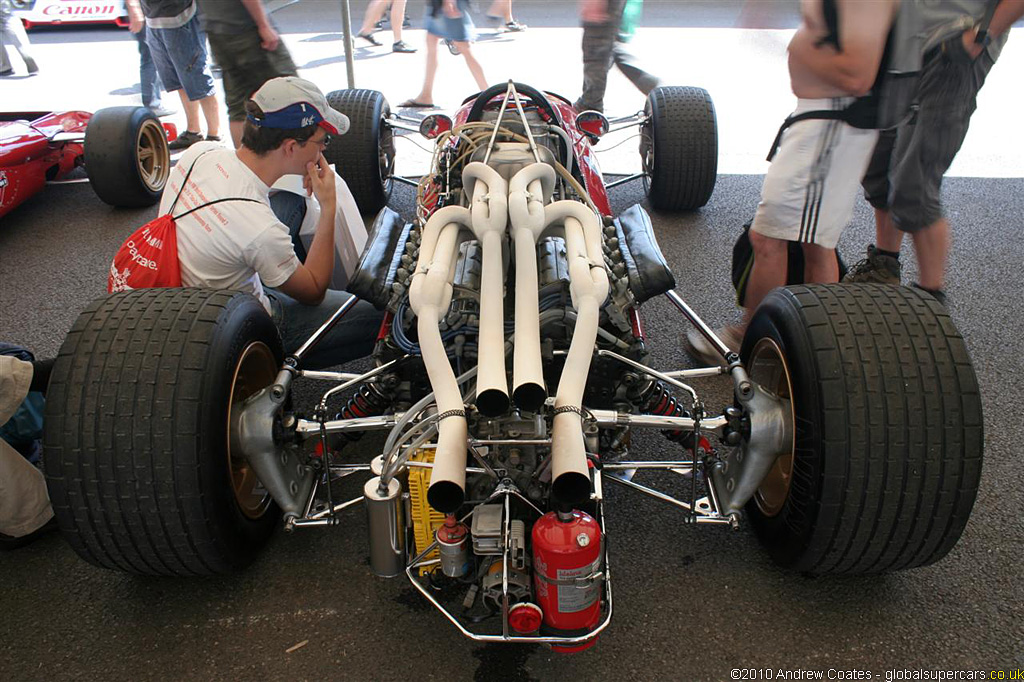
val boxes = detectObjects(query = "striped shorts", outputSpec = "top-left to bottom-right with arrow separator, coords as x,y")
751,98 -> 878,249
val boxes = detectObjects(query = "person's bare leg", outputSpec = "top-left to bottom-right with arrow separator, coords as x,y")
874,208 -> 904,253
390,0 -> 406,43
412,35 -> 440,104
911,218 -> 950,291
229,120 -> 244,148
456,42 -> 488,91
177,90 -> 201,133
743,231 -> 788,325
487,0 -> 513,21
802,242 -> 839,284
359,0 -> 388,35
199,94 -> 220,138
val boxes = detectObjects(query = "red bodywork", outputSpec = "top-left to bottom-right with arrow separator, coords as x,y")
433,90 -> 613,218
0,111 -> 91,219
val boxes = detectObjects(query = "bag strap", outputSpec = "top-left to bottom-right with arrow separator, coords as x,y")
166,149 -> 263,220
766,109 -> 848,161
168,149 -> 217,215
173,197 -> 263,220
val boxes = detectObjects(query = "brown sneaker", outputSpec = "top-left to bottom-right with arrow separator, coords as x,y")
685,325 -> 744,367
168,130 -> 204,151
843,244 -> 901,285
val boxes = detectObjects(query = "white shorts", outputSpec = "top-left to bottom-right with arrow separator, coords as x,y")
751,98 -> 879,249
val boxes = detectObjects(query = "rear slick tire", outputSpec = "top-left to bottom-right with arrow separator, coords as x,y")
325,89 -> 394,215
642,86 -> 717,211
85,106 -> 170,208
741,284 -> 983,575
43,288 -> 283,576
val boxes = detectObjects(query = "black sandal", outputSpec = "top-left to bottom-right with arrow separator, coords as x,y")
357,31 -> 382,46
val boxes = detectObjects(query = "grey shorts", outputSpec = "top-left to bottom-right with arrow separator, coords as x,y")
862,38 -> 996,232
147,16 -> 216,101
207,29 -> 297,121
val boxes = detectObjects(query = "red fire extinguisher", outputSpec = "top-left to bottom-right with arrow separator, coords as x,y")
531,509 -> 603,652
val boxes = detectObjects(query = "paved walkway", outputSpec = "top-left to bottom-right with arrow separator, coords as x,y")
3,0 -> 1023,177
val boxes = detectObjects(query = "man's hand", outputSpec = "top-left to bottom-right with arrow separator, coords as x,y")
126,0 -> 144,33
306,153 -> 337,211
580,0 -> 609,23
961,27 -> 985,60
258,24 -> 280,51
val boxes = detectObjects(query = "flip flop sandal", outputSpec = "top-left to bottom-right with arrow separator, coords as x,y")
399,99 -> 437,109
444,39 -> 460,55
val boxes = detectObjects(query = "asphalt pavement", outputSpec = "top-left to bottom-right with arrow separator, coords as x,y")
2,2 -> 1023,681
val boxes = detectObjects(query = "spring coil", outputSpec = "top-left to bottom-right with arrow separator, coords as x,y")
633,380 -> 694,448
333,383 -> 393,444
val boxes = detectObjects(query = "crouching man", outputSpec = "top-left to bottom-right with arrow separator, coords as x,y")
162,76 -> 383,370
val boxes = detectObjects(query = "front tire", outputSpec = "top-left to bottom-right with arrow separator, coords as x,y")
641,86 -> 717,211
742,284 -> 983,575
325,89 -> 394,214
85,106 -> 170,208
43,289 -> 283,576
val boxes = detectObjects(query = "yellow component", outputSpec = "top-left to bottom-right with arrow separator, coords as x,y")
408,449 -> 447,575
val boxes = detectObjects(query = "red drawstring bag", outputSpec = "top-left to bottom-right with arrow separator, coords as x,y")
108,151 -> 259,293
107,214 -> 180,292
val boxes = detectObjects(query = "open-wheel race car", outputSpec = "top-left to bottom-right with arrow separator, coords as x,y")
42,82 -> 982,652
0,106 -> 171,219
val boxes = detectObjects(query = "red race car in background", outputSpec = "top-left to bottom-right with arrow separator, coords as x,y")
0,106 -> 172,219
11,0 -> 128,29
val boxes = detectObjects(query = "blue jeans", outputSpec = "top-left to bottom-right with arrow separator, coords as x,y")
266,289 -> 383,370
135,27 -> 164,109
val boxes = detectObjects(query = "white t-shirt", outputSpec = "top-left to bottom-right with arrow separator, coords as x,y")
160,143 -> 298,313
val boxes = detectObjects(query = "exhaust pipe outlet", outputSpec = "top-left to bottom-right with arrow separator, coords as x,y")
508,162 -> 556,412
410,206 -> 474,513
463,162 -> 510,417
544,201 -> 609,505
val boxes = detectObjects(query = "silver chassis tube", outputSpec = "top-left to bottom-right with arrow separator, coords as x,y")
606,111 -> 648,132
289,293 -> 359,366
293,411 -> 728,439
403,480 -> 613,645
664,289 -> 739,367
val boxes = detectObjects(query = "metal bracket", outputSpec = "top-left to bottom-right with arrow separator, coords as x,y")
235,371 -> 314,519
709,379 -> 793,516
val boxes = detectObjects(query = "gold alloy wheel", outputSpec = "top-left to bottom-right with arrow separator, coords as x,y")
136,118 -> 170,193
226,342 -> 277,519
747,337 -> 796,518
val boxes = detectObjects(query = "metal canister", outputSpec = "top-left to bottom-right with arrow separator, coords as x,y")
435,515 -> 470,577
364,476 -> 405,578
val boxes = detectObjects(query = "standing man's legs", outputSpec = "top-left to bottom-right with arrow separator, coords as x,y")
0,9 -> 37,74
575,19 -> 616,112
135,27 -> 164,110
149,17 -> 220,147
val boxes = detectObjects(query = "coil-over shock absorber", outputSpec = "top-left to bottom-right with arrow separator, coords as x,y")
333,383 -> 393,445
629,379 -> 694,448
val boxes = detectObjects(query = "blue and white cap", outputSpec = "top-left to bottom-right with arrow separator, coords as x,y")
249,76 -> 350,135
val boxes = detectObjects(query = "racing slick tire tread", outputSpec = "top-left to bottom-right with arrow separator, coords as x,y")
742,284 -> 983,575
643,86 -> 718,211
85,106 -> 168,208
43,288 -> 283,576
324,89 -> 393,215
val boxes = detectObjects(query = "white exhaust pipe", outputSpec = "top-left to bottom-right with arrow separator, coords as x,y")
462,162 -> 510,417
409,205 -> 474,513
544,201 -> 609,505
507,163 -> 556,411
